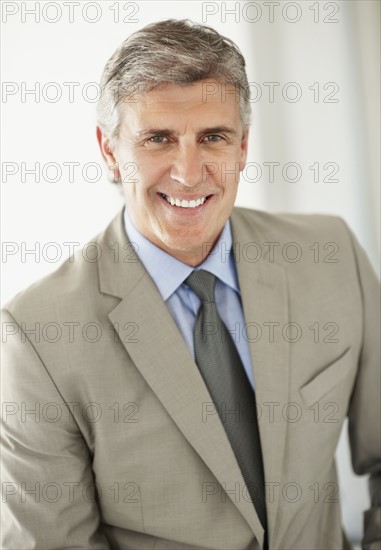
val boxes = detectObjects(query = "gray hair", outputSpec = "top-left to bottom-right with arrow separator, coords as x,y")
96,19 -> 251,146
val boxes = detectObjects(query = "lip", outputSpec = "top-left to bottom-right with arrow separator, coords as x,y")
158,192 -> 211,202
157,192 -> 214,215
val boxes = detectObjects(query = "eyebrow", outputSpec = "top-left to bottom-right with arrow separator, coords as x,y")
135,126 -> 238,137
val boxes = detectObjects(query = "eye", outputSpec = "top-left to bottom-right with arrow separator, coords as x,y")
148,135 -> 169,143
203,134 -> 224,143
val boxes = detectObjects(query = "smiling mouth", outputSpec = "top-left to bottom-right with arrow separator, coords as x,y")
159,193 -> 212,208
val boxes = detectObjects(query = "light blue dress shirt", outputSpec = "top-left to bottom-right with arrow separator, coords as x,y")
123,208 -> 255,388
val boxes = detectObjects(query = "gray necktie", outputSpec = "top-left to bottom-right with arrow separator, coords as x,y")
185,269 -> 268,538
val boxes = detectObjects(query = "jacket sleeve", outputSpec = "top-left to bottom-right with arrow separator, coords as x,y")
0,309 -> 111,549
345,227 -> 381,550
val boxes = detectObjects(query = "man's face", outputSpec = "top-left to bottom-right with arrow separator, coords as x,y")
98,80 -> 248,266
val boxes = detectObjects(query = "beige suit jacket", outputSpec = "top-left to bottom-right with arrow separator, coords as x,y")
1,207 -> 380,549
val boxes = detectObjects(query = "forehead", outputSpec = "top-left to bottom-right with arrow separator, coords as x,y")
118,80 -> 242,127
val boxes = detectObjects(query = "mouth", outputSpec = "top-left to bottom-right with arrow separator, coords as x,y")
159,193 -> 213,209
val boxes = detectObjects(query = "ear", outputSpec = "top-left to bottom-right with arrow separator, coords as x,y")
239,128 -> 249,172
96,126 -> 116,165
96,127 -> 121,181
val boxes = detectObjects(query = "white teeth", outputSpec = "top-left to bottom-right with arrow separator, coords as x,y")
162,194 -> 208,208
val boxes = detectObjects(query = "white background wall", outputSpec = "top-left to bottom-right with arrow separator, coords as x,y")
2,1 -> 380,545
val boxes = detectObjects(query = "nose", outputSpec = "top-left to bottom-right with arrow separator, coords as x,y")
169,143 -> 204,188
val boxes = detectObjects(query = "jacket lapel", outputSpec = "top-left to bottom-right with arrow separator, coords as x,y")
230,209 -> 290,537
97,207 -> 289,545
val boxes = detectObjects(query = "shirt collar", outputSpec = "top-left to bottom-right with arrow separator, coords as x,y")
123,207 -> 239,301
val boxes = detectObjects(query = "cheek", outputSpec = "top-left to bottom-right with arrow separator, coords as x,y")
121,165 -> 150,200
132,162 -> 164,193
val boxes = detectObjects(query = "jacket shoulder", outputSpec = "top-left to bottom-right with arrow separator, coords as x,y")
231,206 -> 352,243
230,206 -> 365,279
2,210 -> 124,323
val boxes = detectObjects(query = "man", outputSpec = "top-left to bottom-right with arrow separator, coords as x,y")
1,19 -> 380,550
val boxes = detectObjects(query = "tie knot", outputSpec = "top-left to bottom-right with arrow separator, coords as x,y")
185,270 -> 216,303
